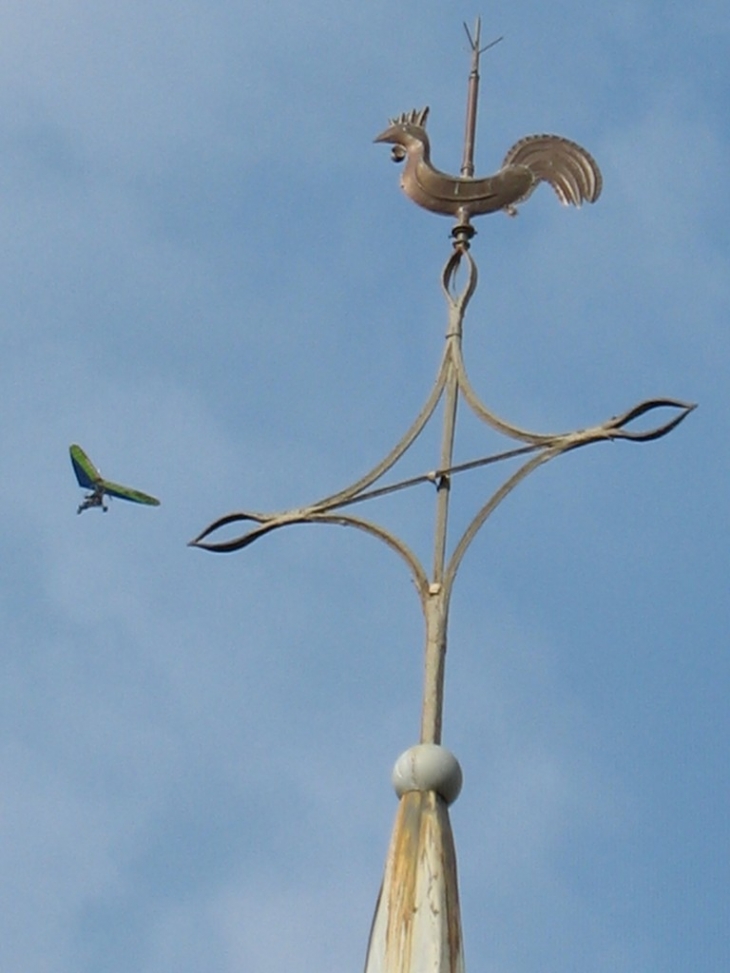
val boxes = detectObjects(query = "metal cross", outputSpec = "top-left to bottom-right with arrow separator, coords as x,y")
191,19 -> 693,973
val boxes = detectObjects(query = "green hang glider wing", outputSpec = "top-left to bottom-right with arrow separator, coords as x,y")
70,444 -> 102,489
100,479 -> 160,506
69,444 -> 160,507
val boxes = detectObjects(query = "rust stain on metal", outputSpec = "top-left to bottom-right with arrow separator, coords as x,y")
365,790 -> 464,973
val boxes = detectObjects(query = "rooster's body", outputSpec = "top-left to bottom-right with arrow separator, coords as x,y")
374,107 -> 602,221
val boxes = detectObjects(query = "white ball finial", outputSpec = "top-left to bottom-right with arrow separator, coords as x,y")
391,744 -> 463,804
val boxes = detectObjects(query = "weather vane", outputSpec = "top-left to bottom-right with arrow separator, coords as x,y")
192,19 -> 693,973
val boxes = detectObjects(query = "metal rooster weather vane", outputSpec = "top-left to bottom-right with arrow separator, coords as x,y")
191,20 -> 693,973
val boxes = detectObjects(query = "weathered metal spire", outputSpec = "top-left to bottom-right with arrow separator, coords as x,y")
191,20 -> 694,973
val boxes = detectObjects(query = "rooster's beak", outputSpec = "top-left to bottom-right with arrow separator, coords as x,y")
373,125 -> 399,144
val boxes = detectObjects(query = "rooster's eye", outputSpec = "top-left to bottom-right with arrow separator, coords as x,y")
391,146 -> 406,163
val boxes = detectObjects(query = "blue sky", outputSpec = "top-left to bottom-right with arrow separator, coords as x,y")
1,2 -> 727,971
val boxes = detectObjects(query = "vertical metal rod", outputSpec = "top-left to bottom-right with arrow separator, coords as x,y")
431,365 -> 460,584
420,302 -> 463,745
421,23 -> 491,744
461,17 -> 482,178
460,19 -> 503,180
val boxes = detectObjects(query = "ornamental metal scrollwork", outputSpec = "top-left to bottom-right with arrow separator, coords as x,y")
191,239 -> 694,615
190,21 -> 694,973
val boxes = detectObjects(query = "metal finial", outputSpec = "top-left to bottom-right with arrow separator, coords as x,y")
193,21 -> 694,973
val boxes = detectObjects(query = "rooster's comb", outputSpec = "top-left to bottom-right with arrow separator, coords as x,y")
387,106 -> 430,129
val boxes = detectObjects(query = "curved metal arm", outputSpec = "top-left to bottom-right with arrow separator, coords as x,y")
441,246 -> 585,445
441,247 -> 478,313
191,183 -> 694,623
191,507 -> 430,601
440,397 -> 696,605
191,343 -> 451,601
190,394 -> 693,615
600,398 -> 697,442
455,346 -> 563,444
308,348 -> 449,512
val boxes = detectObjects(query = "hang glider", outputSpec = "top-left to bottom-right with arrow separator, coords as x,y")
70,444 -> 160,515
